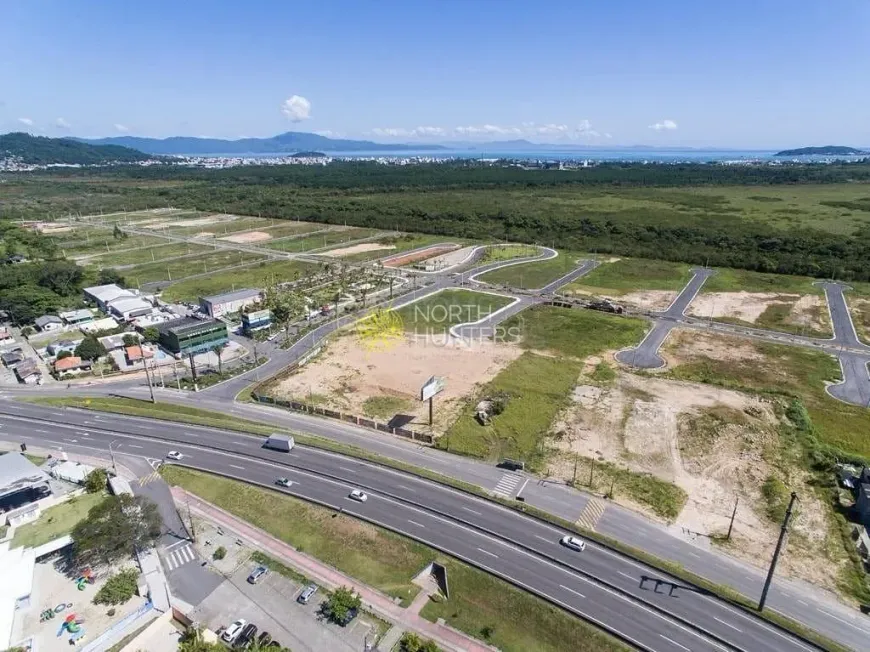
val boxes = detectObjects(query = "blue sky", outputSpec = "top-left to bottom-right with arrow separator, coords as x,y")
1,0 -> 868,147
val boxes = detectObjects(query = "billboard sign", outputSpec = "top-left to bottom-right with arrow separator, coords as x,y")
420,375 -> 445,402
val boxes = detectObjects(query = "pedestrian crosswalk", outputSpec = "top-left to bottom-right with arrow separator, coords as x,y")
492,473 -> 522,498
138,470 -> 161,486
164,543 -> 196,571
575,498 -> 607,531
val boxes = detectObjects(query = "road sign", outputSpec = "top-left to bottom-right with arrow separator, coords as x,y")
420,376 -> 445,402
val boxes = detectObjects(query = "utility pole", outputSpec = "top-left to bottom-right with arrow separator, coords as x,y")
572,454 -> 578,485
727,496 -> 739,540
759,492 -> 798,611
588,457 -> 595,487
142,358 -> 156,403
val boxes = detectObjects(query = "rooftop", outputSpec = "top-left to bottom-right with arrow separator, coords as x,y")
157,316 -> 226,337
109,297 -> 153,314
200,288 -> 261,305
34,315 -> 62,328
125,345 -> 154,360
0,452 -> 49,499
54,356 -> 89,371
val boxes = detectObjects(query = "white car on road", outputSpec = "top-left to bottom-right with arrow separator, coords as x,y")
221,619 -> 246,642
560,535 -> 586,552
349,489 -> 368,502
166,451 -> 184,461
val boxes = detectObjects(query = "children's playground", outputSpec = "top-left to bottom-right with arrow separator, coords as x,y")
14,559 -> 147,651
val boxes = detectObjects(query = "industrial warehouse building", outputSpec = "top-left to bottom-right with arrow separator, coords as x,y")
157,317 -> 228,355
82,284 -> 154,321
199,288 -> 262,318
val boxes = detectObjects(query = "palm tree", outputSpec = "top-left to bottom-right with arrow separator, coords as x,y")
211,343 -> 225,376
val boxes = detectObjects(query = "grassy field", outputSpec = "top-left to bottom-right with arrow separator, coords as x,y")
160,215 -> 274,237
12,492 -> 106,548
159,259 -> 316,302
480,244 -> 540,263
477,250 -> 587,289
82,241 -> 212,267
503,305 -> 648,359
340,233 -> 454,262
664,332 -> 870,459
266,227 -> 383,253
60,233 -> 172,257
395,289 -> 514,334
161,466 -> 432,604
420,558 -> 629,652
566,257 -> 691,294
701,268 -> 821,294
442,352 -> 582,466
123,250 -> 268,285
362,395 -> 413,419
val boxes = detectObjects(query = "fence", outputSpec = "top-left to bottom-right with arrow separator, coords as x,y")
250,391 -> 434,445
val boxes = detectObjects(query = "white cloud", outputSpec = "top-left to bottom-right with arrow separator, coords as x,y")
412,126 -> 446,137
370,127 -> 411,138
18,117 -> 33,126
364,121 -> 610,142
454,124 -> 523,136
314,130 -> 343,138
649,119 -> 678,131
55,117 -> 71,129
114,123 -> 129,133
281,95 -> 311,122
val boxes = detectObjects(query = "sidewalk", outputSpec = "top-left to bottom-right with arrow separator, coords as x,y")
171,486 -> 495,652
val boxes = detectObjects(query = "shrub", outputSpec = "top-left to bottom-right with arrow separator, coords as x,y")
56,350 -> 73,360
93,568 -> 139,605
212,546 -> 226,560
323,586 -> 361,624
400,632 -> 440,652
84,468 -> 108,493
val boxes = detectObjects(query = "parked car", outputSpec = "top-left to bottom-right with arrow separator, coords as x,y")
247,565 -> 268,584
297,583 -> 318,604
560,535 -> 586,552
349,489 -> 368,503
275,477 -> 292,487
166,451 -> 184,460
221,619 -> 246,642
256,631 -> 272,646
234,623 -> 258,648
338,607 -> 359,626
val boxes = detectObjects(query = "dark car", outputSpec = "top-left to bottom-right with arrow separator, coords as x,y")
338,607 -> 359,627
256,631 -> 272,646
234,623 -> 257,648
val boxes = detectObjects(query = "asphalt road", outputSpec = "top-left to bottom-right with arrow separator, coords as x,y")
0,404 -> 836,652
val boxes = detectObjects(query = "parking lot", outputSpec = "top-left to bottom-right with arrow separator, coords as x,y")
190,564 -> 378,652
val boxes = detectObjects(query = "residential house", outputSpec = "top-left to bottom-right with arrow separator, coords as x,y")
53,356 -> 92,375
47,339 -> 82,357
98,333 -> 134,352
79,317 -> 119,334
125,345 -> 154,364
1,349 -> 25,368
34,315 -> 63,332
0,327 -> 13,345
59,309 -> 95,326
14,358 -> 41,384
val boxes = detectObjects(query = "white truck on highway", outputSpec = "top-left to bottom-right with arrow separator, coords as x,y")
263,433 -> 295,452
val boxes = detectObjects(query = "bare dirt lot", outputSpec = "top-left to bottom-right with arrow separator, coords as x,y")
382,244 -> 458,268
271,331 -> 522,430
219,230 -> 273,243
323,242 -> 397,258
548,364 -> 845,593
565,288 -> 677,311
688,292 -> 831,334
423,245 -> 477,270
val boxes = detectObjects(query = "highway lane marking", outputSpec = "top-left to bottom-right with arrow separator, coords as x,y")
229,464 -> 246,470
559,585 -> 585,599
534,535 -> 551,543
815,607 -> 869,632
686,551 -> 700,559
184,432 -> 200,437
618,571 -> 634,581
338,466 -> 357,473
396,484 -> 416,492
63,438 -> 78,443
517,478 -> 529,496
128,444 -> 143,449
476,547 -> 498,559
407,520 -> 425,528
713,617 -> 742,632
462,507 -> 482,516
33,429 -> 50,434
797,600 -> 808,606
659,635 -> 691,651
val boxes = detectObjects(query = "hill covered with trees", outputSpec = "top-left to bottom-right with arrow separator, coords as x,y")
0,132 -> 153,165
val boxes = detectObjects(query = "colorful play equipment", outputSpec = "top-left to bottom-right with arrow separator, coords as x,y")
56,614 -> 85,638
76,569 -> 95,591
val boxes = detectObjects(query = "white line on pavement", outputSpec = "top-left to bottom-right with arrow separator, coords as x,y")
338,466 -> 357,473
660,634 -> 691,651
559,585 -> 586,599
462,507 -> 482,516
534,535 -> 551,543
476,547 -> 498,558
407,520 -> 425,528
618,571 -> 635,581
128,444 -> 143,449
713,617 -> 742,632
229,464 -> 245,470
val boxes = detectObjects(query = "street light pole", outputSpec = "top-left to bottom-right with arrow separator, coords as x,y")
108,439 -> 118,475
759,491 -> 798,611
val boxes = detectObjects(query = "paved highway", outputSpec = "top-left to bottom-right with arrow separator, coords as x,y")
0,403 -> 829,652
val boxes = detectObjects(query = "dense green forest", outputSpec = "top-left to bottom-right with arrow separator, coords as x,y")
3,161 -> 870,282
0,132 -> 152,165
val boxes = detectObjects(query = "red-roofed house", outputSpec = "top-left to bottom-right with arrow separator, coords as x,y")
125,345 -> 154,364
53,356 -> 92,375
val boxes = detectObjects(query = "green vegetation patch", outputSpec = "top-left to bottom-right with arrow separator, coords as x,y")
362,395 -> 413,420
161,466 -> 431,604
83,242 -> 212,268
395,289 -> 514,334
442,352 -> 581,467
504,305 -> 648,359
420,558 -> 630,652
12,492 -> 106,548
567,257 -> 691,294
123,250 -> 267,285
266,227 -> 382,253
159,259 -> 316,303
477,251 -> 586,289
342,233 -> 454,262
702,268 -> 821,295
480,244 -> 540,263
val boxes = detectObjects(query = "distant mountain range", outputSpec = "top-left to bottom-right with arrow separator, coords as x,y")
0,132 -> 152,165
775,145 -> 868,157
80,131 -> 447,155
